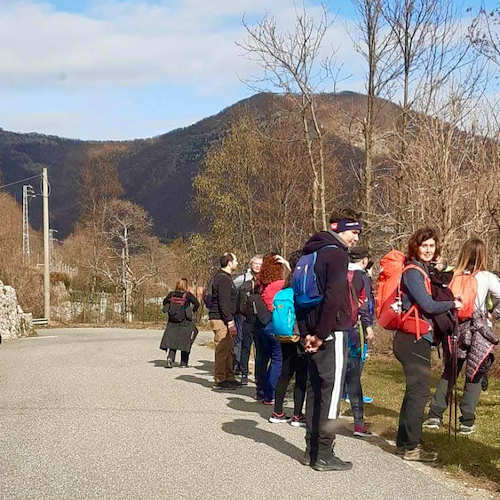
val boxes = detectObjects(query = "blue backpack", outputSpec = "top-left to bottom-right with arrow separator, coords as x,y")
292,245 -> 337,308
272,288 -> 298,342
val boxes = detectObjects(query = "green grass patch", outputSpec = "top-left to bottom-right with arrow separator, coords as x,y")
361,355 -> 500,491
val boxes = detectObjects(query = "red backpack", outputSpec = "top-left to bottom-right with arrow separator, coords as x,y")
376,250 -> 432,340
449,273 -> 478,321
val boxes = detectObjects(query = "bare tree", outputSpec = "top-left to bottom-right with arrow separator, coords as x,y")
469,4 -> 500,68
381,0 -> 473,233
240,5 -> 342,231
350,0 -> 399,246
89,199 -> 157,323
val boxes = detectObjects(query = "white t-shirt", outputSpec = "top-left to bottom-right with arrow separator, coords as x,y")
474,271 -> 500,312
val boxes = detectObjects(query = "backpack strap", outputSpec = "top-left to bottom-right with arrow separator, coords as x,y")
402,264 -> 431,293
400,264 -> 432,340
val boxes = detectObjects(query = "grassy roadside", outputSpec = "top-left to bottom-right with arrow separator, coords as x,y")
358,354 -> 500,492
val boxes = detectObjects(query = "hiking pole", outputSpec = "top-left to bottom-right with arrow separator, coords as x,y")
453,332 -> 458,440
447,312 -> 458,441
447,334 -> 452,441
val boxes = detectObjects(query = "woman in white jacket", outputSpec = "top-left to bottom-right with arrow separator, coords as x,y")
424,237 -> 500,435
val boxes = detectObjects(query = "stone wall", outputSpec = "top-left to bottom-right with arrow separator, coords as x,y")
0,281 -> 34,339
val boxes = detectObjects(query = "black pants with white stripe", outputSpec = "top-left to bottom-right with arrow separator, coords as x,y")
305,331 -> 348,461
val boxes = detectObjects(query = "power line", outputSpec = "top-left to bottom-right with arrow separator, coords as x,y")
0,173 -> 43,190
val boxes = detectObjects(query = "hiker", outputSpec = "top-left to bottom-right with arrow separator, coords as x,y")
343,246 -> 374,438
269,250 -> 308,428
392,228 -> 461,462
295,208 -> 363,472
361,259 -> 375,403
208,253 -> 242,390
256,253 -> 289,404
424,237 -> 500,435
160,278 -> 200,368
233,254 -> 263,385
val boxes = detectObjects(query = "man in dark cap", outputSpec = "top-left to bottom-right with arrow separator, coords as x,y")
344,246 -> 375,439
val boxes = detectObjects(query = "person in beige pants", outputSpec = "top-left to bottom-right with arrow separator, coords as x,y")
208,253 -> 241,390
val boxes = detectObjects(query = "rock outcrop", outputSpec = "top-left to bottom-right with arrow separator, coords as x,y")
0,281 -> 34,339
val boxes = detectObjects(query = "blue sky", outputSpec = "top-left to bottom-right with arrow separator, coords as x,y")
0,0 -> 496,140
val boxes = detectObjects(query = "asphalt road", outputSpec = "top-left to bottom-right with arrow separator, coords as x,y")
0,328 -> 490,499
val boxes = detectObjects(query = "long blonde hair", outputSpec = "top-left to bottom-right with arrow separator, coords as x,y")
175,278 -> 189,292
453,238 -> 487,276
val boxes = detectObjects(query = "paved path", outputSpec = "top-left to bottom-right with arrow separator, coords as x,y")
0,328 -> 489,499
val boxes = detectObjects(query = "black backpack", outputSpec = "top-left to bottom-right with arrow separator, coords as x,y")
168,292 -> 187,323
237,278 -> 256,316
246,293 -> 272,326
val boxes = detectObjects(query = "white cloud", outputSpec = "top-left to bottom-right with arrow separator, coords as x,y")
0,0 -> 361,92
2,110 -> 80,137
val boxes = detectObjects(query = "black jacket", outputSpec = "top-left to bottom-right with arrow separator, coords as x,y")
208,270 -> 238,324
297,230 -> 352,339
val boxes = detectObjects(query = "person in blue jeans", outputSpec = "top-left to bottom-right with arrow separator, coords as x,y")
259,322 -> 283,404
257,254 -> 289,404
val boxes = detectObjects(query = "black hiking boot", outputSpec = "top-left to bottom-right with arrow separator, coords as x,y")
300,448 -> 313,466
312,455 -> 353,472
212,381 -> 236,391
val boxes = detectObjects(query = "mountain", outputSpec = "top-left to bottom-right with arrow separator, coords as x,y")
0,92 -> 391,239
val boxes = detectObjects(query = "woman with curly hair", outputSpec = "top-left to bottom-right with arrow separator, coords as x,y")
394,228 -> 461,462
255,253 -> 288,404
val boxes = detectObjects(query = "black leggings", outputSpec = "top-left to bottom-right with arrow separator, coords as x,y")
167,349 -> 189,365
274,342 -> 308,415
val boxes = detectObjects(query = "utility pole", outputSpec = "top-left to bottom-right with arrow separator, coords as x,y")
22,184 -> 35,263
42,168 -> 50,323
49,229 -> 58,267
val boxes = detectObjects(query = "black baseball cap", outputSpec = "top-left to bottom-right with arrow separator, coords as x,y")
349,246 -> 369,261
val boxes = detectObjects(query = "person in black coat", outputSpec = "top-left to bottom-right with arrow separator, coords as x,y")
160,278 -> 199,368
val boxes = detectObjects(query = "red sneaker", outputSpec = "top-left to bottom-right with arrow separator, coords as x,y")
290,414 -> 306,428
353,425 -> 372,438
269,412 -> 291,423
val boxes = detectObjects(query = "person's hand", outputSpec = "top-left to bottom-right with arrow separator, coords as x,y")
454,299 -> 463,310
305,335 -> 323,353
365,326 -> 374,341
227,321 -> 237,338
274,255 -> 291,271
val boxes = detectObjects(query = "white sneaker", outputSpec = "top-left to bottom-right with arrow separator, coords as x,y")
422,418 -> 441,429
459,424 -> 476,435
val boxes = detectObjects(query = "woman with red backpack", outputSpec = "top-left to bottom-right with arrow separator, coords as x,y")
424,237 -> 500,435
393,228 -> 462,462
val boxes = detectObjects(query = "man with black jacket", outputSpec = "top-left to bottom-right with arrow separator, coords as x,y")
209,253 -> 241,390
297,209 -> 363,472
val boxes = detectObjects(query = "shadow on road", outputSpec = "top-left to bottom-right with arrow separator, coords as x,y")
148,359 -> 169,368
192,359 -> 215,375
176,373 -> 214,389
222,419 -> 304,462
226,396 -> 271,419
175,374 -> 258,399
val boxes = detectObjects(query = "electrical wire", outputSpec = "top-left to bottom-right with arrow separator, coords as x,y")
0,173 -> 43,190
39,176 -> 52,197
